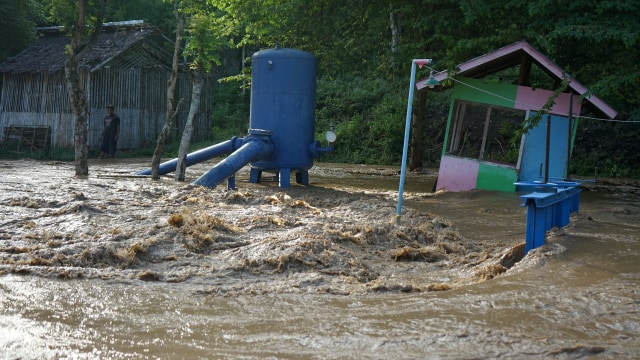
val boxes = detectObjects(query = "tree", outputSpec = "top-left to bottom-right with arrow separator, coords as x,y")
151,0 -> 185,180
40,0 -> 179,176
169,0 -> 638,176
60,0 -> 105,176
175,8 -> 224,181
523,0 -> 640,119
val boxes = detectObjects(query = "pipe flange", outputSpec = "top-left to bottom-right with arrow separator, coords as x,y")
248,128 -> 273,136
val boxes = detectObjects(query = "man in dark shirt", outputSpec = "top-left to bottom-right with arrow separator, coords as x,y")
99,105 -> 121,159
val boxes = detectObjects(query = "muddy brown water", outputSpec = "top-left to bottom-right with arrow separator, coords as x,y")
0,159 -> 638,359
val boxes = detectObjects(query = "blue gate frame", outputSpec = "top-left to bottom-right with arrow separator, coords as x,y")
516,181 -> 581,254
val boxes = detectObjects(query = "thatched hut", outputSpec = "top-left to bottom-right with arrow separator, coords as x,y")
0,20 -> 212,152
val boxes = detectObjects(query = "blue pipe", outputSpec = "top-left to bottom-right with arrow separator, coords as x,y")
193,133 -> 275,188
309,140 -> 334,157
136,138 -> 243,175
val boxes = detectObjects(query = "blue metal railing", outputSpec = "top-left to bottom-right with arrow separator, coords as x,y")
515,181 -> 582,254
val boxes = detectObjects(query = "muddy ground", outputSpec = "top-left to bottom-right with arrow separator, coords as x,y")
1,159 -> 541,295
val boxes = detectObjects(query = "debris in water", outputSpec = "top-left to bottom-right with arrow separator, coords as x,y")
0,159 -> 531,295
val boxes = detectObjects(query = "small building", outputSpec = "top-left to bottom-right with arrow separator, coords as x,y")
416,40 -> 617,192
0,20 -> 212,152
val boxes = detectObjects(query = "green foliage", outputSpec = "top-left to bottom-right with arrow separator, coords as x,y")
4,0 -> 640,177
184,13 -> 224,72
39,0 -> 174,29
117,1 -> 640,173
42,0 -> 77,28
0,0 -> 42,61
209,82 -> 250,141
485,119 -> 521,165
108,0 -> 174,34
572,120 -> 640,178
315,76 -> 407,164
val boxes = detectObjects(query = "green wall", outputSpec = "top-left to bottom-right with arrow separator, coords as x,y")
476,162 -> 518,191
451,77 -> 517,108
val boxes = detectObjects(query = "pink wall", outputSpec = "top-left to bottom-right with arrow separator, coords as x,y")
436,155 -> 479,192
515,87 -> 582,116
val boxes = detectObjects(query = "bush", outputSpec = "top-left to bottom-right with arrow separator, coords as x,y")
315,76 -> 410,164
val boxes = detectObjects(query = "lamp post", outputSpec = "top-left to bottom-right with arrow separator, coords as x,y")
396,59 -> 439,216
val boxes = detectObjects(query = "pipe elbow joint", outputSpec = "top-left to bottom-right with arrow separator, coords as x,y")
245,129 -> 276,160
310,140 -> 334,158
230,136 -> 243,150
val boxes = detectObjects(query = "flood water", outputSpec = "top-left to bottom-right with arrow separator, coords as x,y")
1,159 -> 639,359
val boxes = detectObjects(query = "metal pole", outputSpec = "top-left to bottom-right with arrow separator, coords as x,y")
544,113 -> 551,183
397,59 -> 431,215
566,93 -> 573,180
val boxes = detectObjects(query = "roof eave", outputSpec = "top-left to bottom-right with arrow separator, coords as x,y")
415,40 -> 618,119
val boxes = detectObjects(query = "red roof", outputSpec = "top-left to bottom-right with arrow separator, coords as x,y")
416,40 -> 617,119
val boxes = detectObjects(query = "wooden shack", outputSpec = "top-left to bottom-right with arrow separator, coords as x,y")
0,20 -> 213,153
416,40 -> 617,192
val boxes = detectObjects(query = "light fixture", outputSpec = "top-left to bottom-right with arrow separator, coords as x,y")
425,70 -> 439,89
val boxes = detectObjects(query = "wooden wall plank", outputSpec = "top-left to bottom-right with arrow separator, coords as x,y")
1,69 -> 213,150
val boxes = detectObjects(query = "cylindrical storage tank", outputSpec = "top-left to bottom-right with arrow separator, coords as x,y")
249,47 -> 317,172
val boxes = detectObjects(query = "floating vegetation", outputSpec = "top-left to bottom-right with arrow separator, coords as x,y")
392,246 -> 444,262
473,264 -> 507,281
137,270 -> 161,281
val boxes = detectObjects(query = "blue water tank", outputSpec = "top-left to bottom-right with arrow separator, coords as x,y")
249,47 -> 317,173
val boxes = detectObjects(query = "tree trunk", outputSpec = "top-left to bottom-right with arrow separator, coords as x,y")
151,98 -> 183,177
175,66 -> 205,181
389,6 -> 401,68
409,90 -> 426,171
151,1 -> 184,180
65,0 -> 106,177
65,0 -> 89,177
389,9 -> 401,53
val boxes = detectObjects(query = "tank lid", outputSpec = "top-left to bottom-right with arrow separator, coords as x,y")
253,47 -> 315,60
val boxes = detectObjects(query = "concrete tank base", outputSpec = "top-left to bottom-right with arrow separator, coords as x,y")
249,168 -> 309,188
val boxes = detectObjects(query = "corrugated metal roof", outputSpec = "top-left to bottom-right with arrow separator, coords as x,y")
416,40 -> 617,119
0,22 -> 178,74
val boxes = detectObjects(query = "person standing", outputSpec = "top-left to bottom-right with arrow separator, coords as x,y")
99,105 -> 121,159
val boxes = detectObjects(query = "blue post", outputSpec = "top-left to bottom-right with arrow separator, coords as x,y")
397,59 -> 433,215
227,175 -> 236,190
279,168 -> 291,188
533,205 -> 547,250
296,171 -> 309,186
